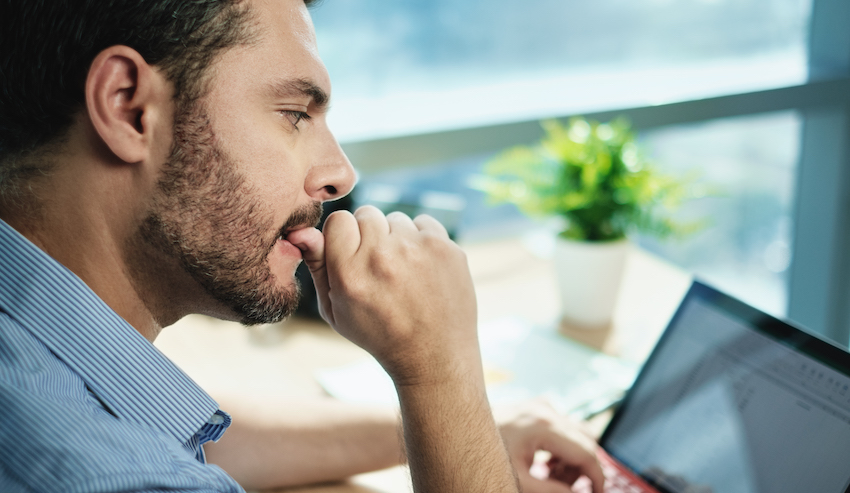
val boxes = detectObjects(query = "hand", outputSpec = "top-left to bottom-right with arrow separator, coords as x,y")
292,208 -> 523,492
289,206 -> 479,385
495,399 -> 605,493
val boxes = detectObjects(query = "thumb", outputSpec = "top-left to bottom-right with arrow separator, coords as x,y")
287,227 -> 333,324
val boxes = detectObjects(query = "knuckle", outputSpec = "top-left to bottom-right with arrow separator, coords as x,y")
367,245 -> 401,279
353,205 -> 385,224
354,204 -> 382,216
324,209 -> 352,228
420,230 -> 452,252
386,210 -> 411,221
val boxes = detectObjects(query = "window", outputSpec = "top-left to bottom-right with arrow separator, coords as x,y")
638,112 -> 801,317
311,0 -> 850,343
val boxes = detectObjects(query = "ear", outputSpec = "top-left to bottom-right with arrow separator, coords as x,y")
85,46 -> 171,164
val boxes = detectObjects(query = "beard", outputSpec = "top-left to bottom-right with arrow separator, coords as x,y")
135,98 -> 323,325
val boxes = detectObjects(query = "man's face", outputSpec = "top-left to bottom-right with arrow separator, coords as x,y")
136,0 -> 355,325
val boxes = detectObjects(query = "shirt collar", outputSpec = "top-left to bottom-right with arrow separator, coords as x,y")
0,218 -> 221,445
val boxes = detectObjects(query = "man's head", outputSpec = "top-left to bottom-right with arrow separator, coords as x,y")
0,0 -> 355,331
1,0 -> 255,196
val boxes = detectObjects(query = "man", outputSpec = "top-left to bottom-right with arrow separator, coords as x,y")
0,0 -> 604,491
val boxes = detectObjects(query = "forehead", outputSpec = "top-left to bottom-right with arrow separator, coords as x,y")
208,0 -> 330,97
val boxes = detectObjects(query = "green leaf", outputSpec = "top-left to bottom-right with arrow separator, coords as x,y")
482,116 -> 715,241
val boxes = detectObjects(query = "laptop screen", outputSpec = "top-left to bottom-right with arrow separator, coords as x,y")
600,281 -> 850,493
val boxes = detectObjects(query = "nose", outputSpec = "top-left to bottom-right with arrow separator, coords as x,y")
305,133 -> 358,202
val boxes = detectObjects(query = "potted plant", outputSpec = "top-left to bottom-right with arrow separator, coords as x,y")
479,117 -> 700,329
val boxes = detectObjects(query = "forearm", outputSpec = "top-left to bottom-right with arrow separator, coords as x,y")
396,361 -> 519,493
204,396 -> 403,490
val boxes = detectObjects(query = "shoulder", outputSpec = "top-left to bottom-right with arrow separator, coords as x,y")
0,313 -> 242,493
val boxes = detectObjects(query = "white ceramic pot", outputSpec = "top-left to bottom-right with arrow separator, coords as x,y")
554,237 -> 629,329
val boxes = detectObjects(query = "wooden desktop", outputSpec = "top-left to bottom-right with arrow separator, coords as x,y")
154,237 -> 692,493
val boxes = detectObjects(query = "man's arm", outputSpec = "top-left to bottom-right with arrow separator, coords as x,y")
290,207 -> 517,492
287,208 -> 604,493
205,395 -> 605,492
203,396 -> 402,490
395,362 -> 518,492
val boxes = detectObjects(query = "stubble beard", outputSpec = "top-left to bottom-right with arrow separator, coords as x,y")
134,98 -> 323,325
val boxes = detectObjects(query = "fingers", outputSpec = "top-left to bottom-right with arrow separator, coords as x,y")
546,445 -> 605,493
497,400 -> 605,493
351,206 -> 389,248
326,207 -> 440,264
338,207 -> 448,240
546,457 -> 582,485
287,226 -> 333,324
413,214 -> 450,239
515,450 -> 599,493
322,210 -> 362,267
387,211 -> 418,234
299,208 -> 435,327
287,227 -> 325,272
359,208 -> 447,238
316,205 -> 475,378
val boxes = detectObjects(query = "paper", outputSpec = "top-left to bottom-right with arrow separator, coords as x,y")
316,318 -> 639,419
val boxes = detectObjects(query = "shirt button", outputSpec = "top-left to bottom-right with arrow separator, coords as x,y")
208,414 -> 225,425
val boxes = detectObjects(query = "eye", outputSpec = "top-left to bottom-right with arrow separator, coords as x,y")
281,110 -> 311,129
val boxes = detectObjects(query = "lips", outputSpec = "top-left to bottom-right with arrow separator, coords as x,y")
274,234 -> 303,260
280,224 -> 310,243
277,202 -> 323,239
270,201 -> 324,255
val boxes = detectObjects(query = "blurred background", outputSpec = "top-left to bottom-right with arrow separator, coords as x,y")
305,0 -> 850,347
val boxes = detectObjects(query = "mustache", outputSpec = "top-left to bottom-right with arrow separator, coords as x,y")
278,201 -> 324,239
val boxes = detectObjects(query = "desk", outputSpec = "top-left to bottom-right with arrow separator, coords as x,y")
154,237 -> 691,492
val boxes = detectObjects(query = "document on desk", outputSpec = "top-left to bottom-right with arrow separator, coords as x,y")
316,318 -> 639,419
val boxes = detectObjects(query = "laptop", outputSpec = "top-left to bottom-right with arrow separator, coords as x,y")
572,280 -> 850,493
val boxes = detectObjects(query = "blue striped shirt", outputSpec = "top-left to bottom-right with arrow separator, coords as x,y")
0,219 -> 244,492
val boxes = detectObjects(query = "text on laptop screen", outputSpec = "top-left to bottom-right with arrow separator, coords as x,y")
602,293 -> 850,493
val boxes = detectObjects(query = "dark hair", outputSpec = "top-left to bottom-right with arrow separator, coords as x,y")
0,0 -> 312,195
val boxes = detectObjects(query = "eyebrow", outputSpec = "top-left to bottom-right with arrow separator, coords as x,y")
265,78 -> 330,110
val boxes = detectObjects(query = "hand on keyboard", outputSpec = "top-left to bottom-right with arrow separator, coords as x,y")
495,399 -> 605,493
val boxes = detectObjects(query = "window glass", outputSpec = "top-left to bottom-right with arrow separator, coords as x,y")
312,0 -> 812,141
355,111 -> 800,318
638,111 -> 801,318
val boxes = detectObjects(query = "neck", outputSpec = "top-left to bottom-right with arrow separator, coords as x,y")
0,118 -> 231,340
0,178 -> 169,341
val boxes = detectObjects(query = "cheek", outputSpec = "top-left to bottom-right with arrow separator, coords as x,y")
251,145 -> 304,197
246,161 -> 306,225
250,139 -> 313,206
211,108 -> 310,215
